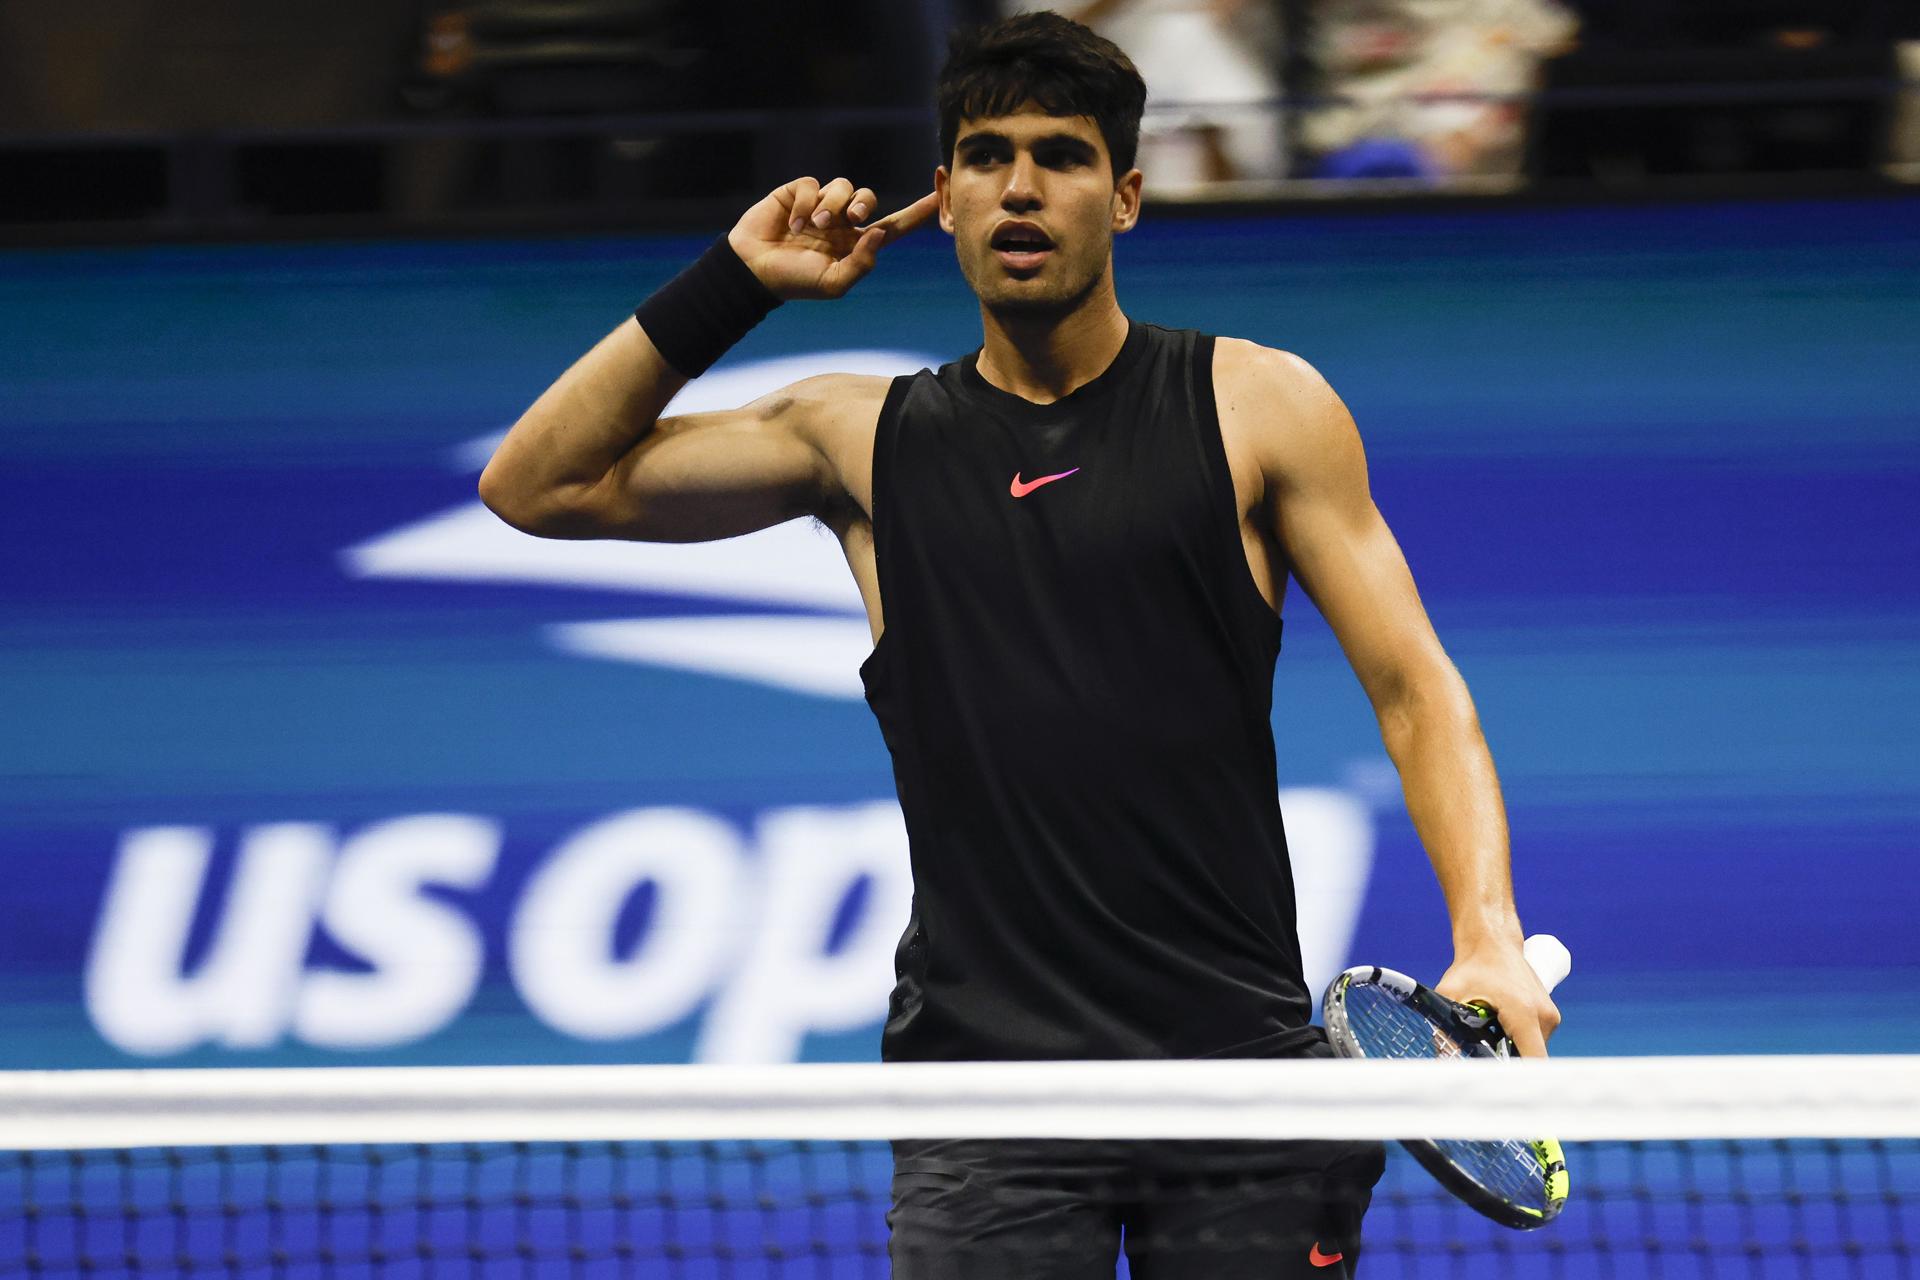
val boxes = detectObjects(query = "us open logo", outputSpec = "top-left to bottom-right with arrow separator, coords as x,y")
83,352 -> 1377,1064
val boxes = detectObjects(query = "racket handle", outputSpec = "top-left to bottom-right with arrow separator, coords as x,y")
1523,934 -> 1572,993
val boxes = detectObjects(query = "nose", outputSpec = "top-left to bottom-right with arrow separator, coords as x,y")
1000,153 -> 1041,212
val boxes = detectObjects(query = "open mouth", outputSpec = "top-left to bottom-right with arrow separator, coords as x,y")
990,223 -> 1055,272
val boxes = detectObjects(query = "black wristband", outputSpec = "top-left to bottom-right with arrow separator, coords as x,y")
633,236 -> 782,378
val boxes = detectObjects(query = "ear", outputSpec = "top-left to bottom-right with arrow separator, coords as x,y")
935,167 -> 955,236
1111,168 -> 1143,234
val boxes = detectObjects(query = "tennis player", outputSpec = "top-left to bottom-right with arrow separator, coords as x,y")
480,11 -> 1558,1277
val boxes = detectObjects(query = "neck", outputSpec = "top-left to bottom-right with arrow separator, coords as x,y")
974,270 -> 1130,405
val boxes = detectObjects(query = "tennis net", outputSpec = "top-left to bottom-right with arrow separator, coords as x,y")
4,1056 -> 1917,1278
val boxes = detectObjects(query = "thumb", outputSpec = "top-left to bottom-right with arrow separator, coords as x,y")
819,225 -> 889,297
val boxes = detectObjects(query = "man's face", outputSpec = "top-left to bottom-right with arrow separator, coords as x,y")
937,106 -> 1142,314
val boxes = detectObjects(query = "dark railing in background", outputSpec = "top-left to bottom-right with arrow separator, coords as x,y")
2,79 -> 1914,245
0,107 -> 937,242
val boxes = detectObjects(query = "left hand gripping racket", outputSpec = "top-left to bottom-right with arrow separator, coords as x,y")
1322,933 -> 1574,1229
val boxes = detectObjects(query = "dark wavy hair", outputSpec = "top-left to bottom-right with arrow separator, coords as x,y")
936,11 -> 1148,179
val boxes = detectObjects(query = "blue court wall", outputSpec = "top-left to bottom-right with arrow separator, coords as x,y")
2,195 -> 1916,1068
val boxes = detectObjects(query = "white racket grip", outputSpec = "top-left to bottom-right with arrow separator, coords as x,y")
1523,933 -> 1572,992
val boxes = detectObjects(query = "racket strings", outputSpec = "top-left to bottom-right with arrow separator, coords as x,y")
1339,983 -> 1557,1216
1342,984 -> 1472,1060
1432,1136 -> 1554,1212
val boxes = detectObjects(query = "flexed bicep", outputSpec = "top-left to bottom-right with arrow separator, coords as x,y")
588,387 -> 840,543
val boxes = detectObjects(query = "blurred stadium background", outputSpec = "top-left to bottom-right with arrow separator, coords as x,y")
4,0 -> 1916,1070
1,2 -> 1918,1275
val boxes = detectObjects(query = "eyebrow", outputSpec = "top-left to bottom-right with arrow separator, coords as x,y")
955,130 -> 1099,156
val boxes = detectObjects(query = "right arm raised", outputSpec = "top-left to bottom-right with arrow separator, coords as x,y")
477,318 -> 846,542
478,177 -> 937,543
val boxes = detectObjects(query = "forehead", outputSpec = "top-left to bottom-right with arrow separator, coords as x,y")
954,105 -> 1106,151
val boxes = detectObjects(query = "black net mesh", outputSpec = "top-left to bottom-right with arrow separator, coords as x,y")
4,1138 -> 1916,1279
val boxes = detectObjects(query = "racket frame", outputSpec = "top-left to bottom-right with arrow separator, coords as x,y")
1323,964 -> 1570,1230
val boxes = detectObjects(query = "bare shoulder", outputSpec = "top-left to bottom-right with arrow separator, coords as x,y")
719,370 -> 890,441
760,371 -> 892,521
766,370 -> 888,449
760,371 -> 892,420
1211,336 -> 1365,487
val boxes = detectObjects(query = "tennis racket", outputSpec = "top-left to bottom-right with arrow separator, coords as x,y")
1322,933 -> 1573,1230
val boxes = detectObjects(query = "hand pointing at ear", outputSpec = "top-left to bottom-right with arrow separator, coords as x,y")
727,178 -> 941,301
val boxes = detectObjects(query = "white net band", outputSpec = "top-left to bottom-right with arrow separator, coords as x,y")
7,1054 -> 1919,1150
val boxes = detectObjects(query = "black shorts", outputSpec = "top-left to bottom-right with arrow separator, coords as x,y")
887,1136 -> 1387,1279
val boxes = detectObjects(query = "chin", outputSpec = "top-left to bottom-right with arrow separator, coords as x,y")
968,264 -> 1101,315
984,287 -> 1075,314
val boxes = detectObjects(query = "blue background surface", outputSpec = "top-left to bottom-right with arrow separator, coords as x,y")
3,196 -> 1917,1067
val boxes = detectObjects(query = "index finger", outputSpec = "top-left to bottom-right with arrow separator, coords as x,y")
871,191 -> 940,239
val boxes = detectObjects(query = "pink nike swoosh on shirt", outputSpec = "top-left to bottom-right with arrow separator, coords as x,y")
1009,468 -> 1079,498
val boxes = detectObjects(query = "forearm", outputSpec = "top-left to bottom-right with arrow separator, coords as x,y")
479,319 -> 686,532
1378,674 -> 1522,953
477,180 -> 933,537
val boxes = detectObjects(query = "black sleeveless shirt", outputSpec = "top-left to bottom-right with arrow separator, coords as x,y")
860,321 -> 1321,1063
